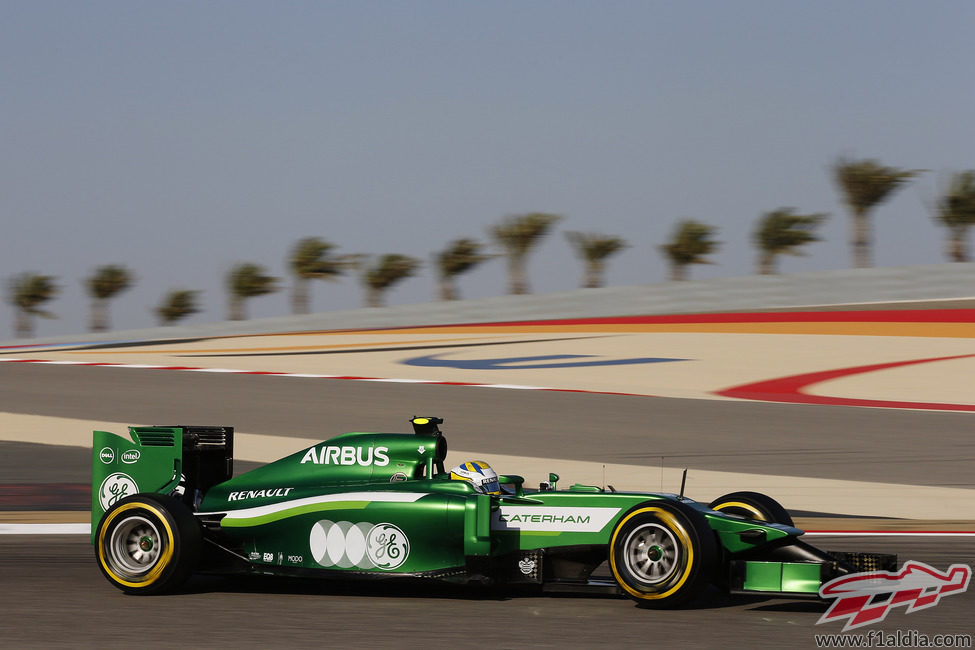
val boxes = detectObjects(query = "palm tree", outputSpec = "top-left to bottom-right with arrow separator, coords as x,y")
362,254 -> 420,307
565,232 -> 628,288
660,219 -> 720,281
434,238 -> 491,301
156,289 -> 200,325
227,263 -> 278,320
7,273 -> 58,338
752,208 -> 827,275
288,237 -> 357,315
490,212 -> 563,294
85,265 -> 133,332
833,157 -> 921,268
934,171 -> 975,262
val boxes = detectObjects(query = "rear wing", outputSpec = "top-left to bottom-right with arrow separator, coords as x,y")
91,425 -> 233,542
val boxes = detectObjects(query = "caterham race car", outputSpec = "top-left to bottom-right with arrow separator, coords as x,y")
91,417 -> 893,606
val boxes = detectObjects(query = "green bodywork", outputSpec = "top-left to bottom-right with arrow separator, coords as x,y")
91,424 -> 819,594
739,561 -> 823,594
91,427 -> 186,542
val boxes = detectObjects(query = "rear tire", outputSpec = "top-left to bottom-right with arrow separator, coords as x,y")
608,500 -> 717,608
709,491 -> 794,527
95,493 -> 201,594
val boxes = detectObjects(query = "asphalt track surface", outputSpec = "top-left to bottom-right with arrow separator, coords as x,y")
3,362 -> 975,486
2,362 -> 974,647
2,536 -> 971,648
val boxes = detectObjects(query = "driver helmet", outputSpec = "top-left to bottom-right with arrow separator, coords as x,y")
449,460 -> 501,495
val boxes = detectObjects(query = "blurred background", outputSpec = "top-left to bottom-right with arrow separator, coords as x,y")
3,1 -> 975,337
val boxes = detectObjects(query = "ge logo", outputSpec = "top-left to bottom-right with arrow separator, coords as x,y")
98,472 -> 138,511
366,523 -> 410,570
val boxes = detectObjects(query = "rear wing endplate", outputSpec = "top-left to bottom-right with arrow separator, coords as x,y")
90,425 -> 233,542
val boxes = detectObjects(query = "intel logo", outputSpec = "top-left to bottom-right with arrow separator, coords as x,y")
99,447 -> 115,464
121,450 -> 141,464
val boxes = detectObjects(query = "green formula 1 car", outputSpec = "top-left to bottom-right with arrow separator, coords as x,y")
90,417 -> 893,606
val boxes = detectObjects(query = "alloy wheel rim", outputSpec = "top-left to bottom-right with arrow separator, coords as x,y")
623,522 -> 679,584
108,515 -> 163,577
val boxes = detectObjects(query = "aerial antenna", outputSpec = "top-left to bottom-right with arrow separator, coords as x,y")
679,468 -> 688,500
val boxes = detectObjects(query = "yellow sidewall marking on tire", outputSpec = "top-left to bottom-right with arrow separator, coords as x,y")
712,501 -> 766,521
97,502 -> 176,589
609,506 -> 695,601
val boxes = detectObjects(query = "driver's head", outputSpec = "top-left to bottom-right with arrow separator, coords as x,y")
449,460 -> 500,495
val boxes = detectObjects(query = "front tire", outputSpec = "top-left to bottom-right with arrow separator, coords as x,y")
709,491 -> 794,527
95,493 -> 201,594
608,500 -> 717,608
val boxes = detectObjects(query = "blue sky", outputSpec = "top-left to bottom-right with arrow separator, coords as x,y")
3,1 -> 974,336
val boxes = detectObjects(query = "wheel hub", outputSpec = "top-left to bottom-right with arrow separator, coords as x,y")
623,522 -> 680,584
106,515 -> 163,577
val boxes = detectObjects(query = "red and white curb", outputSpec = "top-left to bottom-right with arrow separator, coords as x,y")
0,358 -> 644,397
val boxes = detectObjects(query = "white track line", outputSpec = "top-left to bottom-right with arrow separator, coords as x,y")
0,524 -> 90,535
805,531 -> 975,537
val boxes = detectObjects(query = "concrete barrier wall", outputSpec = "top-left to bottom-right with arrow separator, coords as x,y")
5,262 -> 974,346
